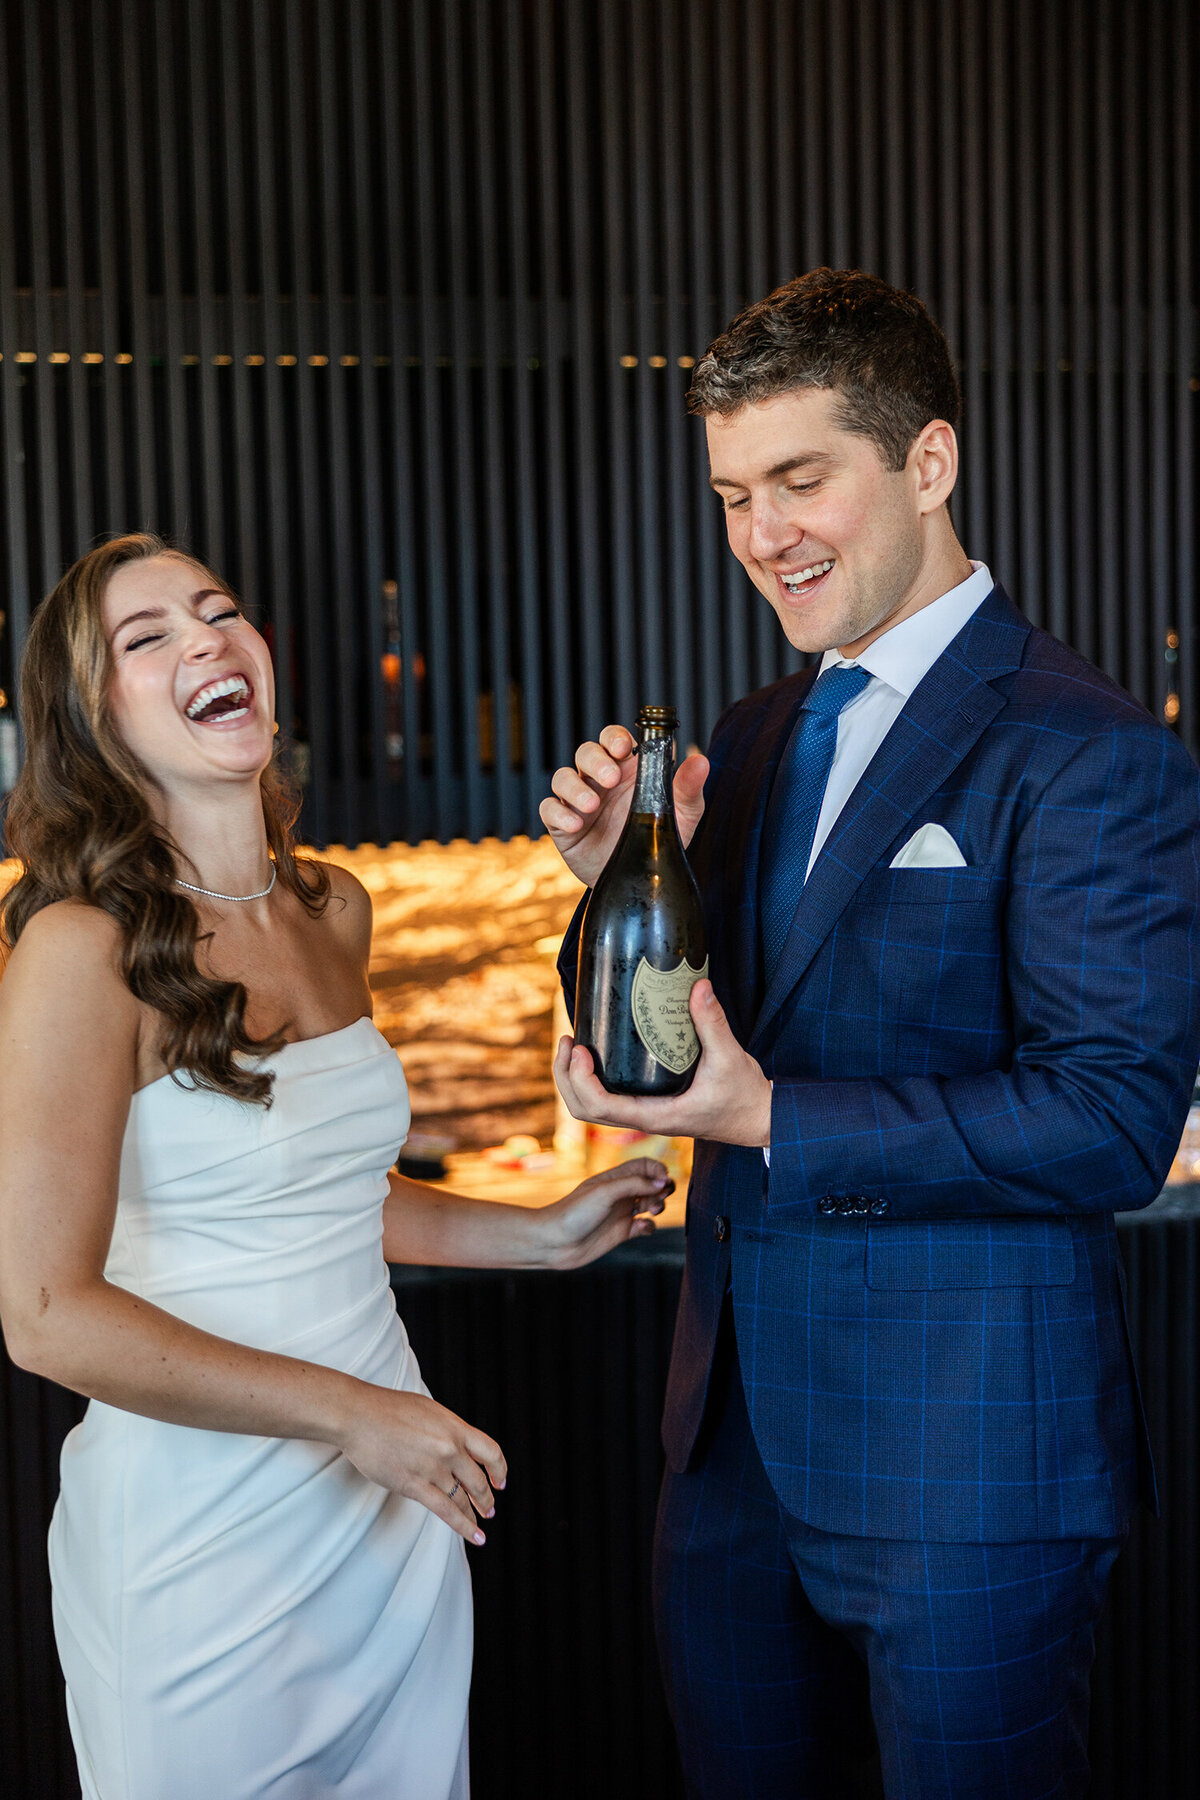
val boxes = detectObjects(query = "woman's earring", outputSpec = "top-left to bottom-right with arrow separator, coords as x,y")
272,721 -> 280,735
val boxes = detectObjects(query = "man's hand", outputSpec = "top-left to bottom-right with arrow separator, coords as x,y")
553,979 -> 772,1148
539,723 -> 709,888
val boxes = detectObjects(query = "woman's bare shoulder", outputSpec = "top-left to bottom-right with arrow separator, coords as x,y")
0,902 -> 140,1090
307,859 -> 373,953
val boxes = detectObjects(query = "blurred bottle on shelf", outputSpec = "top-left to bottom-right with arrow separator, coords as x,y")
0,687 -> 18,797
381,579 -> 404,775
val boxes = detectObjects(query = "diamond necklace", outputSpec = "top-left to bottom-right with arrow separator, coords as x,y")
174,865 -> 277,903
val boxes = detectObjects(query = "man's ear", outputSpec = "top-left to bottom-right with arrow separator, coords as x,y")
911,419 -> 959,515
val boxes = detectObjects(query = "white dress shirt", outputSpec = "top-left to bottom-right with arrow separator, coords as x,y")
762,560 -> 993,1163
802,561 -> 994,878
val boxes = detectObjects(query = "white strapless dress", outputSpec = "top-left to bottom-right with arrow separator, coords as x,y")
49,1017 -> 472,1800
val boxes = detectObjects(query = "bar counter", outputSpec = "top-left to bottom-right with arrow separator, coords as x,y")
2,1194 -> 1197,1799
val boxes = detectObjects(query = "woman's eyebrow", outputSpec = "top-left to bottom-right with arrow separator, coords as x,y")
115,589 -> 230,636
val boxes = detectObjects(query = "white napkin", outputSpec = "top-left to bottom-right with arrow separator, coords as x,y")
889,822 -> 968,869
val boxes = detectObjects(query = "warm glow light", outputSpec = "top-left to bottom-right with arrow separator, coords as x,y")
619,354 -> 638,368
308,354 -> 329,367
245,354 -> 265,366
213,354 -> 233,366
115,353 -> 133,364
15,352 -> 36,363
678,355 -> 695,368
340,354 -> 360,366
82,353 -> 104,364
648,355 -> 667,368
1165,693 -> 1181,723
277,354 -> 297,366
49,352 -> 70,364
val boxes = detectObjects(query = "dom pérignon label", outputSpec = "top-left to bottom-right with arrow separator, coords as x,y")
573,705 -> 708,1096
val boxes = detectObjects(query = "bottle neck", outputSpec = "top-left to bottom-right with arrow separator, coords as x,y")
631,730 -> 675,816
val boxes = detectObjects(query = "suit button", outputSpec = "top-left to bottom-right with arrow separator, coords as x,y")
818,1196 -> 837,1215
714,1215 -> 729,1242
870,1198 -> 890,1216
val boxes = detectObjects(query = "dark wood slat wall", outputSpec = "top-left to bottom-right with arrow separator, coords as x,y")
0,0 -> 1196,849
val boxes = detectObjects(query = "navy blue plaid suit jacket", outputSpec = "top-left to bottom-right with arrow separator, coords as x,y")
561,585 -> 1200,1543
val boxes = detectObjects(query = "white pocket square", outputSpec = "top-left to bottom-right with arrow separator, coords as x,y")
889,822 -> 968,869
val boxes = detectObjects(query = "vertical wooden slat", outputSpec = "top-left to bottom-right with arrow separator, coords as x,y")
410,0 -> 456,836
282,0 -> 333,841
442,0 -> 484,839
1067,0 -> 1097,665
154,0 -> 191,539
986,1 -> 1015,595
91,0 -> 127,536
1014,0 -> 1044,629
1093,1 -> 1120,679
684,3 -> 724,738
533,0 -> 574,785
563,0 -> 606,741
120,0 -> 159,532
0,0 -> 32,763
24,2 -> 62,590
599,0 -> 637,731
378,0 -> 424,841
631,0 -> 664,705
347,0 -> 390,846
501,0 -> 545,826
660,0 -> 696,748
56,0 -> 93,556
1173,0 -> 1195,743
204,0 -> 243,590
472,0 -> 518,838
248,0 -> 297,752
1145,1 -> 1172,729
959,0 -> 988,565
315,0 -> 362,843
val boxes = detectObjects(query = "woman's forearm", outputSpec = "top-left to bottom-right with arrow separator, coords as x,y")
381,1171 -> 550,1269
9,1277 -> 361,1444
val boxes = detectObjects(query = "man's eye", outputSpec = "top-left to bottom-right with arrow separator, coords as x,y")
725,496 -> 749,511
127,634 -> 161,650
789,481 -> 820,494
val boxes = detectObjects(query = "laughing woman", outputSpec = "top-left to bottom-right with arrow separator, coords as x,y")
0,534 -> 669,1800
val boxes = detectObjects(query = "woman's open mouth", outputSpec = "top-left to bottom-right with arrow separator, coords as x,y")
776,559 -> 835,603
184,674 -> 255,727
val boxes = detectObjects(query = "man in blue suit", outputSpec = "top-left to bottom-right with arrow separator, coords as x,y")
542,269 -> 1200,1799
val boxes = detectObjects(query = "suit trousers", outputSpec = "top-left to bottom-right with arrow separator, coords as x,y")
652,1301 -> 1125,1800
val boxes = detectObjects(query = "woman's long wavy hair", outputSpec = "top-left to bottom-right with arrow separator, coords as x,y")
0,533 -> 330,1106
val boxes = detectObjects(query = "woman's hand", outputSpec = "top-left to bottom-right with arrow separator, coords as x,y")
533,1156 -> 673,1270
337,1386 -> 507,1545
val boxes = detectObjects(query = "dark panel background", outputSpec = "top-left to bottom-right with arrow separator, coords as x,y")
0,0 -> 1196,850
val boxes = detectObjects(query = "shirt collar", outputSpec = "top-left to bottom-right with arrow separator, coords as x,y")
819,561 -> 994,698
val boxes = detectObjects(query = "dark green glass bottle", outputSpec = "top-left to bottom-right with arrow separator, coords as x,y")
573,705 -> 708,1096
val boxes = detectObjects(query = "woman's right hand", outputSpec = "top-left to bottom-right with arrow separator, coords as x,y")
337,1386 -> 507,1544
539,724 -> 709,888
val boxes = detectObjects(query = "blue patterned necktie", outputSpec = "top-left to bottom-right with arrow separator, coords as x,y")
759,663 -> 873,978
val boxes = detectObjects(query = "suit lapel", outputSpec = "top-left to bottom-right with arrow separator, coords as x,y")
748,587 -> 1030,1052
715,673 -> 815,1037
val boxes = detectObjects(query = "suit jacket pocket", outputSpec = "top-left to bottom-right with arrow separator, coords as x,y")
865,1218 -> 1076,1288
854,863 -> 1003,908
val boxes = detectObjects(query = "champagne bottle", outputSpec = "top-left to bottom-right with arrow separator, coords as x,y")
573,705 -> 708,1096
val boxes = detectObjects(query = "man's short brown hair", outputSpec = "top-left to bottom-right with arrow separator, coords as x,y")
686,268 -> 961,473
